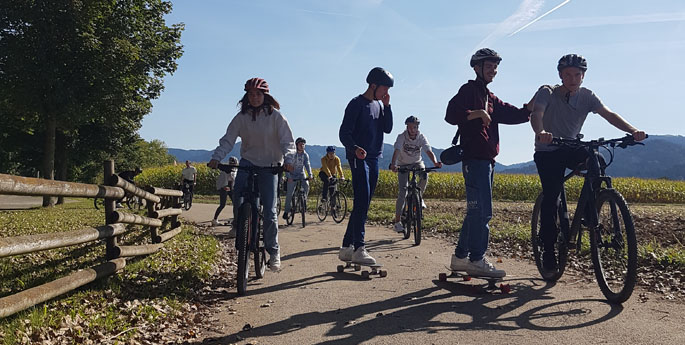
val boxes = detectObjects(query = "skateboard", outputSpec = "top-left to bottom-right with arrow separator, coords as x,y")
439,267 -> 510,293
336,260 -> 387,279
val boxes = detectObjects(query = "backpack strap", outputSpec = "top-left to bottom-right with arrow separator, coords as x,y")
451,129 -> 460,146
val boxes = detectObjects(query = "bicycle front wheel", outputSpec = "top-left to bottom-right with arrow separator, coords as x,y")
286,197 -> 295,225
183,193 -> 192,210
93,198 -> 104,210
316,197 -> 327,221
254,215 -> 266,279
591,189 -> 637,304
331,192 -> 347,224
236,203 -> 252,296
413,192 -> 422,246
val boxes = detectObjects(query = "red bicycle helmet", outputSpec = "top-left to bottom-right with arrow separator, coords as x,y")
244,78 -> 269,93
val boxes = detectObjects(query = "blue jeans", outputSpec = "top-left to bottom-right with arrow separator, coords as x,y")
284,179 -> 310,214
232,159 -> 279,256
342,157 -> 378,250
454,159 -> 493,262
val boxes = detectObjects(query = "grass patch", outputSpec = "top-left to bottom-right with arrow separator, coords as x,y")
0,199 -> 219,344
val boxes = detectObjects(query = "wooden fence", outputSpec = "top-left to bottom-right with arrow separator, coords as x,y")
0,161 -> 184,318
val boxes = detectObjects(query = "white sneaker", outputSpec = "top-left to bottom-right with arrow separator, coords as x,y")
338,246 -> 354,262
466,257 -> 506,278
449,254 -> 470,271
393,222 -> 405,233
421,200 -> 427,209
211,219 -> 219,227
269,249 -> 281,271
351,246 -> 376,265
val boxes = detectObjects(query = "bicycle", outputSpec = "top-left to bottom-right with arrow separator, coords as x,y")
397,166 -> 440,246
93,191 -> 145,210
316,177 -> 349,223
276,173 -> 286,216
217,163 -> 283,296
531,134 -> 646,304
285,178 -> 308,228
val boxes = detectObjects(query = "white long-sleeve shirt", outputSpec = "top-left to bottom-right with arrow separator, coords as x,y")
211,108 -> 296,167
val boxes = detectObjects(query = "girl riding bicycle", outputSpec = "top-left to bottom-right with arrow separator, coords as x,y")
389,115 -> 441,233
208,77 -> 295,271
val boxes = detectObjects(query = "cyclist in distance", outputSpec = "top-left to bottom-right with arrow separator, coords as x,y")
338,67 -> 394,265
180,160 -> 197,194
389,115 -> 442,233
444,48 -> 533,278
530,54 -> 646,272
319,146 -> 345,201
282,137 -> 313,220
207,77 -> 295,271
212,156 -> 238,231
117,167 -> 142,208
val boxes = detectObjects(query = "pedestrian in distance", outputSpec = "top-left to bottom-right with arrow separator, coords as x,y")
207,77 -> 295,271
444,48 -> 533,278
338,67 -> 394,265
389,115 -> 442,233
530,54 -> 646,272
212,156 -> 238,233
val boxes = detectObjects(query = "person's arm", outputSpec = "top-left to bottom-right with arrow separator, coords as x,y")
422,135 -> 442,168
381,103 -> 393,134
276,115 -> 296,170
530,86 -> 553,143
490,93 -> 531,125
596,106 -> 646,141
335,156 -> 344,179
193,168 -> 197,184
339,101 -> 360,150
389,148 -> 400,172
305,153 -> 313,180
209,115 -> 241,167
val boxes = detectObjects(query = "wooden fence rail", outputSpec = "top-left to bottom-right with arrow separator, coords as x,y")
0,160 -> 184,318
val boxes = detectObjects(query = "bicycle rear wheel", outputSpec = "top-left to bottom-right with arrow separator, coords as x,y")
93,198 -> 104,210
183,192 -> 192,210
300,194 -> 306,228
531,192 -> 568,281
236,203 -> 252,295
316,197 -> 328,221
254,215 -> 267,279
591,189 -> 637,304
413,193 -> 422,246
331,192 -> 347,224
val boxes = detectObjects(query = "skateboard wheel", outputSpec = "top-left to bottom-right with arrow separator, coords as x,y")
354,265 -> 361,271
361,271 -> 370,279
337,265 -> 344,273
463,276 -> 471,281
500,284 -> 511,294
379,270 -> 387,278
438,273 -> 447,282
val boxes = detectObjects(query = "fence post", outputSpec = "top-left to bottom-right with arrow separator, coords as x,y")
148,198 -> 160,243
104,160 -> 119,260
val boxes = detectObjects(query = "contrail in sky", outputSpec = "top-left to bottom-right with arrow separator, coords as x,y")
508,0 -> 572,37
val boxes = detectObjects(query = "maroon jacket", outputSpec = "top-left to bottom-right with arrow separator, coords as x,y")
445,80 -> 530,163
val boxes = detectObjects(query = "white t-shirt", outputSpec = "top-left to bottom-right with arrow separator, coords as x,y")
393,130 -> 431,165
181,166 -> 197,181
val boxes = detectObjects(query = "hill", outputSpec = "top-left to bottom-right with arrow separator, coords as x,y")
168,135 -> 684,180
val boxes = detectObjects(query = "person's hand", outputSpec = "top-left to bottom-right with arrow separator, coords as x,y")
632,130 -> 647,141
207,159 -> 219,169
434,162 -> 443,169
389,163 -> 397,172
380,92 -> 390,106
468,109 -> 491,127
284,163 -> 294,172
536,131 -> 553,144
355,146 -> 367,160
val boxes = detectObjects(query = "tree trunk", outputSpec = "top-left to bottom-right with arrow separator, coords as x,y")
55,131 -> 68,205
42,115 -> 56,207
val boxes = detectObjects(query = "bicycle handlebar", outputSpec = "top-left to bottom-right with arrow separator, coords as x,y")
551,134 -> 647,150
215,163 -> 284,175
396,166 -> 441,173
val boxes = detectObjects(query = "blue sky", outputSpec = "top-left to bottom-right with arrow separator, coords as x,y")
140,0 -> 685,165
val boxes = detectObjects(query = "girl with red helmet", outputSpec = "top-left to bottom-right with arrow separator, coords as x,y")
208,77 -> 296,271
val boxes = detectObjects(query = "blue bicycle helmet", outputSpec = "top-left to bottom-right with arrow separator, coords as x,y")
326,146 -> 336,153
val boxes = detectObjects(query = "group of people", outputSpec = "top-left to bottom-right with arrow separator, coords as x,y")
205,48 -> 645,278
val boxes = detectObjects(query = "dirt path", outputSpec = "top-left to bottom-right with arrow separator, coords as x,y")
181,204 -> 684,345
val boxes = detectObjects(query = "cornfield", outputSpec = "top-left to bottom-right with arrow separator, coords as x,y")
136,165 -> 685,204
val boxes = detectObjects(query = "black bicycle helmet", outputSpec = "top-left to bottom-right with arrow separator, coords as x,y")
557,54 -> 587,72
470,48 -> 502,67
366,67 -> 394,87
326,146 -> 336,153
296,137 -> 306,145
404,115 -> 420,125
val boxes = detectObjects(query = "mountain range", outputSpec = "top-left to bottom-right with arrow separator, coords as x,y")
168,135 -> 685,180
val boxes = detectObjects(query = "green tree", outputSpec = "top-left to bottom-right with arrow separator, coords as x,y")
0,0 -> 184,206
